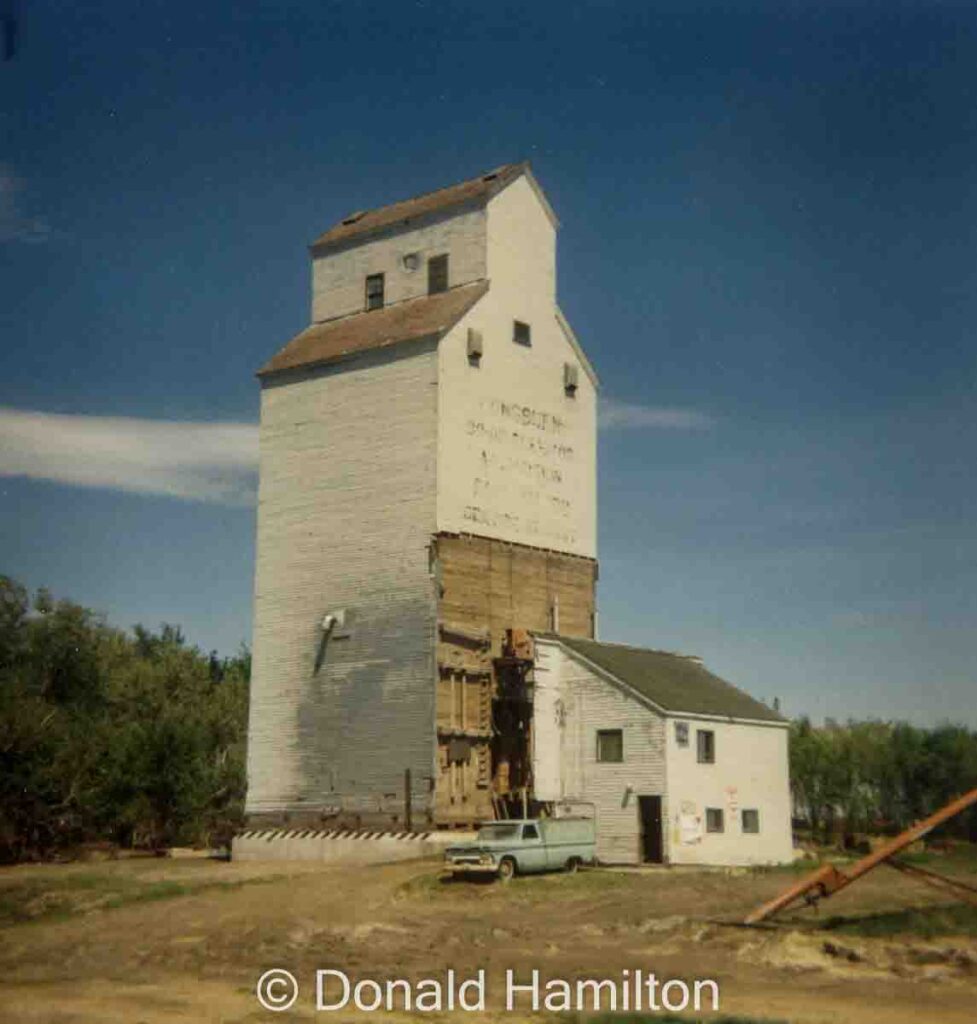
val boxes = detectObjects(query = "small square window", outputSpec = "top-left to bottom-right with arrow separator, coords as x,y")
705,808 -> 724,833
742,809 -> 760,834
596,729 -> 623,763
365,273 -> 385,311
522,824 -> 540,840
674,722 -> 689,747
696,729 -> 715,764
428,254 -> 448,294
513,320 -> 531,346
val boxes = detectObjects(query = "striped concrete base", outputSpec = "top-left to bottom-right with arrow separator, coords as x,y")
231,828 -> 476,865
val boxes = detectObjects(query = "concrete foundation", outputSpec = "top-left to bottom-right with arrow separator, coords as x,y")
232,828 -> 475,865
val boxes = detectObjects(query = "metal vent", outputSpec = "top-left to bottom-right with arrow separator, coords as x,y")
467,328 -> 483,363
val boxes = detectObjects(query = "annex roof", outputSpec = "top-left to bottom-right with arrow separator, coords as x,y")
310,162 -> 534,252
536,634 -> 785,724
258,280 -> 488,378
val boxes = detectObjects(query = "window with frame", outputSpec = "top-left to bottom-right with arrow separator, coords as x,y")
365,273 -> 385,310
696,729 -> 715,764
674,721 -> 689,747
741,809 -> 760,834
428,254 -> 448,294
705,808 -> 724,833
596,729 -> 623,763
522,824 -> 540,840
513,320 -> 531,346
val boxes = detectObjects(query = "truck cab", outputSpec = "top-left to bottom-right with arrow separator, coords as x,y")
444,817 -> 596,881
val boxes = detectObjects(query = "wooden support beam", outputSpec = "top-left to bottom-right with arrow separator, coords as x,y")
405,768 -> 412,832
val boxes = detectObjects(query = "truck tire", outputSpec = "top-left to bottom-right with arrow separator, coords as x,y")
565,857 -> 580,874
497,857 -> 516,882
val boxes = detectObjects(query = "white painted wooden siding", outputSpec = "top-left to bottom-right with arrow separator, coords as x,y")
247,340 -> 439,817
532,639 -> 666,864
532,639 -> 794,865
311,207 -> 487,323
435,176 -> 597,557
664,716 -> 794,865
249,170 -> 599,824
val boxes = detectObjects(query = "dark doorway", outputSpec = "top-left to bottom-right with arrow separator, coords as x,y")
638,795 -> 664,863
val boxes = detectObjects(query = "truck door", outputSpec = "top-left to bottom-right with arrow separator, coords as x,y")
520,823 -> 546,873
638,795 -> 664,863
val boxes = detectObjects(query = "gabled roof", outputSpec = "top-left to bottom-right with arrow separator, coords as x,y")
258,281 -> 488,378
310,163 -> 528,252
536,634 -> 785,724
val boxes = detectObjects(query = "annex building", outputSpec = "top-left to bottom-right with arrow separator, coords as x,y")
242,162 -> 793,866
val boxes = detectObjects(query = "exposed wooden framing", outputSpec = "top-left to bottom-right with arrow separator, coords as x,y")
432,531 -> 597,827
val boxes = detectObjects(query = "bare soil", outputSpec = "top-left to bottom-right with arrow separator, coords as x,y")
1,852 -> 975,1023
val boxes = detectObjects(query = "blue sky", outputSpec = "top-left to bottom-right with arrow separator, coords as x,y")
2,1 -> 975,725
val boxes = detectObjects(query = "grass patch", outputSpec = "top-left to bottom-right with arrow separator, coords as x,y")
821,902 -> 977,939
748,859 -> 822,876
0,867 -> 279,927
897,844 -> 977,868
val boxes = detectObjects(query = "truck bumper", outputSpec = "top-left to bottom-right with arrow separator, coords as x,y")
443,863 -> 498,876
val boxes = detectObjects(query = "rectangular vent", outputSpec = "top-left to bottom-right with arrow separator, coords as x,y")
467,328 -> 483,363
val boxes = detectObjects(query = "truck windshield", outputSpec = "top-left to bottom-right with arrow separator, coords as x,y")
477,824 -> 520,841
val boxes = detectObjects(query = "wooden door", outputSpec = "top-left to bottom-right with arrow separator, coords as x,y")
638,795 -> 664,863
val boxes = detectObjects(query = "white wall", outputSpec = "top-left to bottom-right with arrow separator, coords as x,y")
435,176 -> 597,558
248,341 -> 439,819
532,640 -> 794,866
532,641 -> 666,864
664,716 -> 793,866
311,206 -> 487,323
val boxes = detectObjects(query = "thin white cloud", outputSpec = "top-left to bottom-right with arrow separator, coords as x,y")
599,399 -> 714,431
0,400 -> 709,503
0,408 -> 258,505
0,164 -> 51,244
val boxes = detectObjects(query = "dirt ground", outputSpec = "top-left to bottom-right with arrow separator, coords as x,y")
1,851 -> 976,1023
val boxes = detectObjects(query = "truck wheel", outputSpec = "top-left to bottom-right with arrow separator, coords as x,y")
565,857 -> 580,874
497,857 -> 516,882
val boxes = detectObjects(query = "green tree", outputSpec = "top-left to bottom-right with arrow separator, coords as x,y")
0,576 -> 250,861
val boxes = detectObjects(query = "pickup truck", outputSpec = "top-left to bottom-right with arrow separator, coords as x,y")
444,817 -> 596,881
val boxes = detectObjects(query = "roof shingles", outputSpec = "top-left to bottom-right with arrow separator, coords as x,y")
258,281 -> 488,378
310,163 -> 526,251
540,634 -> 784,723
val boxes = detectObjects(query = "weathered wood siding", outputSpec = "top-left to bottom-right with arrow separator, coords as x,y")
311,206 -> 487,323
247,340 -> 439,824
436,533 -> 596,655
432,534 -> 596,824
532,639 -> 667,864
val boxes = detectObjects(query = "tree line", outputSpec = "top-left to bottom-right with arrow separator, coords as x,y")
0,575 -> 248,862
2,574 -> 975,861
790,717 -> 977,843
